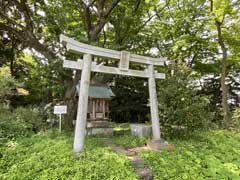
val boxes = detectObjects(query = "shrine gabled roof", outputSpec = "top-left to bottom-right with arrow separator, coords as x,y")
76,84 -> 115,99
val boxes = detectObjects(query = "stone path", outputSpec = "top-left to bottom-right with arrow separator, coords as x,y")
104,139 -> 153,180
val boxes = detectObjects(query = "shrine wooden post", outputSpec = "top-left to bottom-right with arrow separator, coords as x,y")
60,35 -> 167,155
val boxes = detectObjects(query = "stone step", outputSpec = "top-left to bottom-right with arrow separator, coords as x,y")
87,121 -> 113,128
87,127 -> 114,136
136,168 -> 153,180
129,157 -> 153,180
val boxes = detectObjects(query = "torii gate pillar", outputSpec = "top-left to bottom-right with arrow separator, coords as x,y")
148,64 -> 161,140
73,54 -> 92,155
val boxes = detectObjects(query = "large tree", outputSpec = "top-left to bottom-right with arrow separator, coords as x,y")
62,0 -> 122,127
0,0 -> 57,59
209,0 -> 240,127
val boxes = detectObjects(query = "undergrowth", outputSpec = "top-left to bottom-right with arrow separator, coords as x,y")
0,130 -> 137,180
1,127 -> 239,180
141,130 -> 240,180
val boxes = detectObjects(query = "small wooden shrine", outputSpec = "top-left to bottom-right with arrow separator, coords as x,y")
76,83 -> 115,135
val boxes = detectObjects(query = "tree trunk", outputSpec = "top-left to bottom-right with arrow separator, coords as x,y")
215,21 -> 230,128
63,0 -> 121,129
63,35 -> 97,128
64,71 -> 81,128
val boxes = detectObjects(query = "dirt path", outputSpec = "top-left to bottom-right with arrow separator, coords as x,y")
104,139 -> 153,180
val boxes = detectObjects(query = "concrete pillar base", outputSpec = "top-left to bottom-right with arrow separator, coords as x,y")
147,139 -> 175,151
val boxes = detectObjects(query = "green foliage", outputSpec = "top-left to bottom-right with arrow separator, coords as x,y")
0,107 -> 33,143
158,64 -> 213,133
212,0 -> 230,22
0,131 -> 137,180
1,0 -> 240,128
13,107 -> 47,132
231,108 -> 240,131
111,133 -> 149,148
141,130 -> 240,180
110,76 -> 149,123
0,107 -> 47,143
0,67 -> 22,104
16,54 -> 67,104
1,129 -> 239,180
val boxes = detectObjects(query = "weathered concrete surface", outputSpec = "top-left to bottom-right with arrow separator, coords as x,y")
148,64 -> 161,140
130,124 -> 152,137
87,121 -> 114,128
73,54 -> 92,155
87,128 -> 114,136
147,139 -> 175,151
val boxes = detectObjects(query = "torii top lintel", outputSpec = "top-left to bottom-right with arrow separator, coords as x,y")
60,34 -> 166,66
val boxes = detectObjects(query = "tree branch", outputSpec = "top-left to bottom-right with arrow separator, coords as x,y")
155,0 -> 170,20
9,0 -> 34,32
103,0 -> 120,18
0,9 -> 25,30
0,23 -> 25,41
77,0 -> 92,38
90,0 -> 120,41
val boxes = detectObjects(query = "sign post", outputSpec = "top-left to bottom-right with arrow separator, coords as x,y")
54,105 -> 67,132
59,114 -> 62,132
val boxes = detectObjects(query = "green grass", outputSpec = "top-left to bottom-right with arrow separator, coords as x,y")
112,123 -> 150,148
0,130 -> 239,180
111,133 -> 149,148
141,130 -> 240,180
0,130 -> 137,180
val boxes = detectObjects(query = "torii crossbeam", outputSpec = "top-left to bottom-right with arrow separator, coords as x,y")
60,35 -> 167,155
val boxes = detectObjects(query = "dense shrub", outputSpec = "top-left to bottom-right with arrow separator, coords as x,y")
0,108 -> 33,143
141,130 -> 240,180
0,67 -> 22,104
158,65 -> 213,133
231,108 -> 240,131
13,107 -> 47,132
0,106 -> 47,143
0,68 -> 43,142
0,131 -> 137,180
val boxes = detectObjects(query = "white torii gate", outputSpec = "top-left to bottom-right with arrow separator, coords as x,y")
60,35 -> 167,155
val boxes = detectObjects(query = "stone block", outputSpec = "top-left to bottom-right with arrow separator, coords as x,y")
130,124 -> 152,137
87,121 -> 113,128
147,139 -> 175,151
87,127 -> 114,136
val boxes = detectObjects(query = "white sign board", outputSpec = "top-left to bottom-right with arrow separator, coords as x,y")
54,105 -> 67,114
